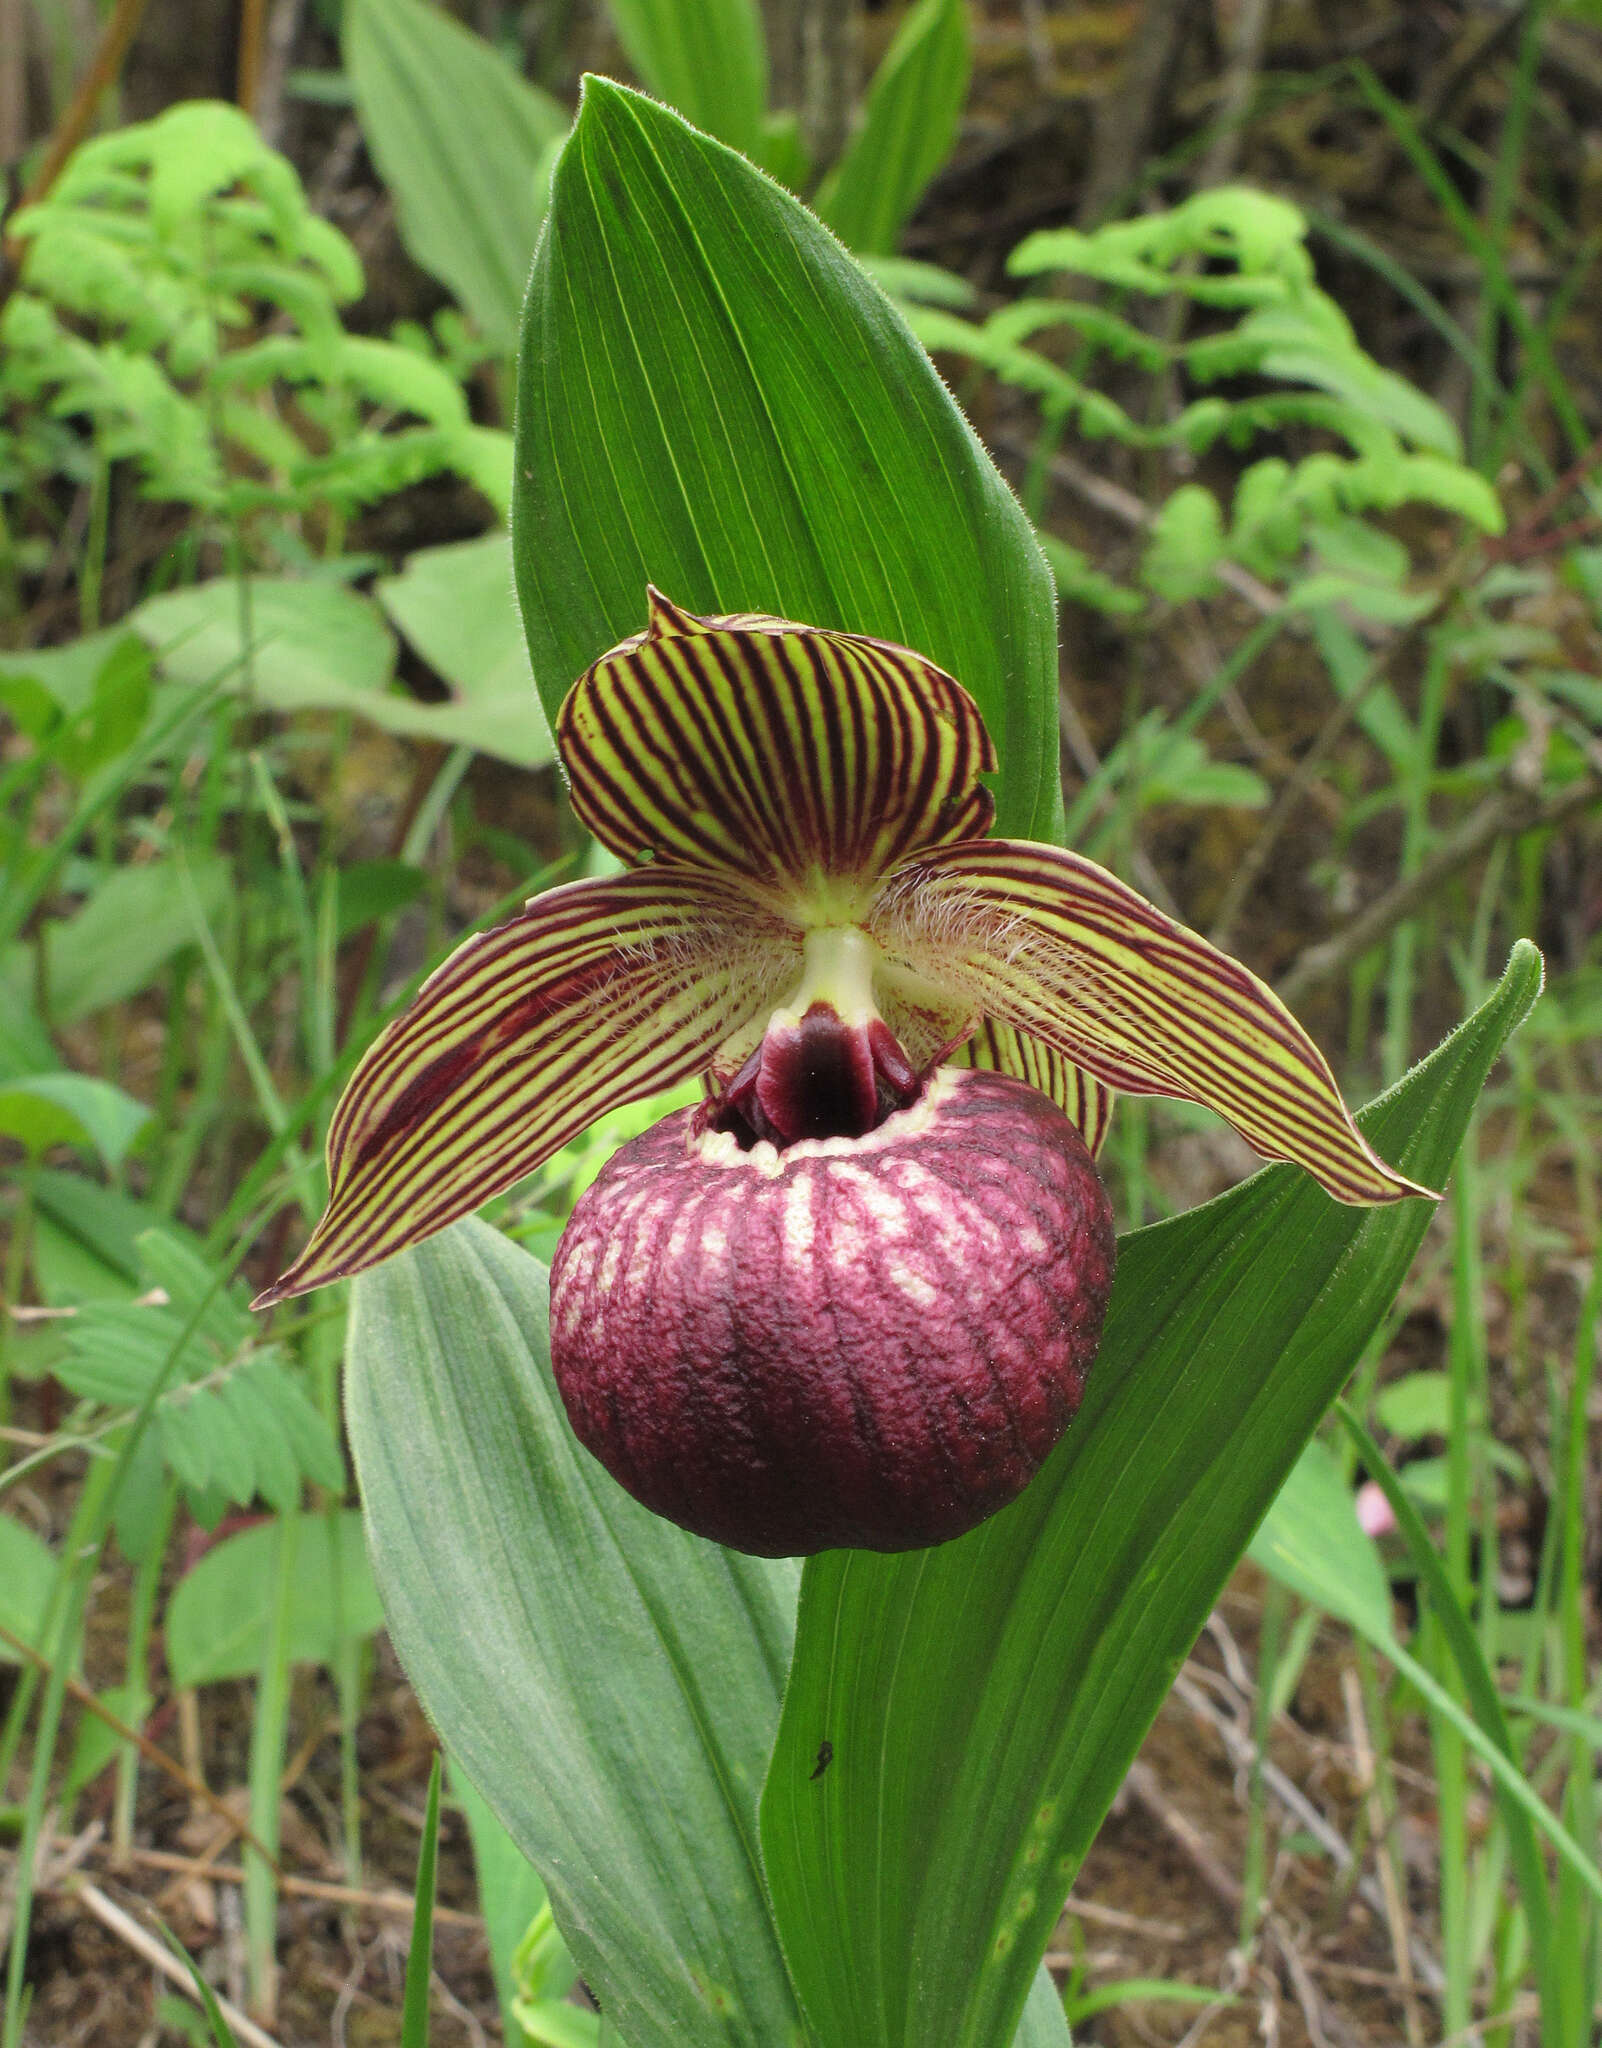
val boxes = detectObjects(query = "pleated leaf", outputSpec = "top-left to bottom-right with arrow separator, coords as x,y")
346,0 -> 567,353
258,871 -> 796,1304
562,592 -> 994,914
602,0 -> 768,165
760,941 -> 1541,2048
872,838 -> 1429,1204
514,80 -> 1062,844
813,0 -> 972,257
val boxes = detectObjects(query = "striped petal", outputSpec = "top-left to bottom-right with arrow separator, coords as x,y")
957,1018 -> 1116,1157
255,871 -> 798,1305
557,589 -> 996,920
870,841 -> 1435,1205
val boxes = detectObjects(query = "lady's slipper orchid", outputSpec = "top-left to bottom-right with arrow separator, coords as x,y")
257,589 -> 1433,1555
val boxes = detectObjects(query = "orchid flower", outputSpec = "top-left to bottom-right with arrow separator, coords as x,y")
258,591 -> 1431,1554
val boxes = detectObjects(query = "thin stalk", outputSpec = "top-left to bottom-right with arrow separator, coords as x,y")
1349,60 -> 1590,462
1472,0 -> 1552,463
245,1508 -> 299,2022
0,1157 -> 37,1418
1,1452 -> 119,2048
308,1307 -> 360,1884
1382,641 -> 1450,1084
1239,1579 -> 1286,1948
1554,1255 -> 1602,2042
79,451 -> 110,636
151,974 -> 230,1218
112,1479 -> 179,1859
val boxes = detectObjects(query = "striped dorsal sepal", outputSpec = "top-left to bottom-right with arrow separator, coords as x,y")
557,589 -> 997,922
958,1018 -> 1116,1158
254,870 -> 798,1305
871,839 -> 1437,1206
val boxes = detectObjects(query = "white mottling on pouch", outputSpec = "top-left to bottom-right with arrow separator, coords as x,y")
702,1223 -> 728,1259
1017,1225 -> 1047,1259
888,1260 -> 937,1307
829,1220 -> 866,1270
782,1176 -> 815,1259
597,1238 -> 623,1296
831,1164 -> 911,1235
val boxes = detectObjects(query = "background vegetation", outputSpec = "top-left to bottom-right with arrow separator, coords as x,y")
0,1 -> 1599,2042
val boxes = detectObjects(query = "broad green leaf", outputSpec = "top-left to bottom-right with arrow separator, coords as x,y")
0,1072 -> 151,1169
602,0 -> 767,164
346,1218 -> 805,2048
514,80 -> 1062,843
165,1511 -> 382,1689
1373,1368 -> 1459,1439
376,534 -> 553,767
345,0 -> 567,352
135,577 -> 394,704
346,1218 -> 1065,2048
402,1755 -> 444,2048
1247,1439 -> 1391,1639
813,0 -> 971,256
0,989 -> 57,1081
0,628 -> 134,717
760,942 -> 1541,2048
135,576 -> 547,757
0,1516 -> 58,1660
22,854 -> 228,1027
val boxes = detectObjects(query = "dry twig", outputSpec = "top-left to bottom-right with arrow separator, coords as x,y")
68,1879 -> 285,2048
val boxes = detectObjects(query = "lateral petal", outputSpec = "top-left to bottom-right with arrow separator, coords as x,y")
957,1018 -> 1116,1157
256,871 -> 797,1303
558,589 -> 997,919
871,840 -> 1435,1204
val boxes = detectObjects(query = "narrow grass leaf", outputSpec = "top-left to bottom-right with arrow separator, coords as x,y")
158,1925 -> 240,2048
402,1753 -> 443,2048
760,942 -> 1542,2048
1335,1401 -> 1556,2009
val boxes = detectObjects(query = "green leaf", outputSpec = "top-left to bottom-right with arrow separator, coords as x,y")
0,1072 -> 151,1169
0,1516 -> 58,1660
1247,1439 -> 1391,1638
759,942 -> 1542,2048
813,0 -> 971,255
345,1218 -> 806,2048
0,629 -> 137,719
25,854 -> 229,1026
376,534 -> 553,767
134,575 -> 546,757
165,1511 -> 383,1689
453,1762 -> 560,2040
1140,485 -> 1224,601
514,79 -> 1062,843
1372,1368 -> 1459,1439
402,1753 -> 443,2048
856,256 -> 976,310
602,0 -> 768,164
345,0 -> 568,352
